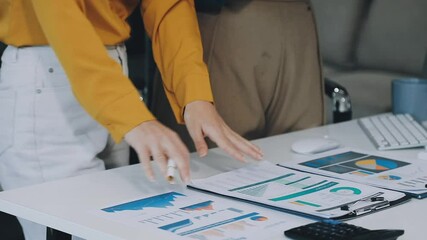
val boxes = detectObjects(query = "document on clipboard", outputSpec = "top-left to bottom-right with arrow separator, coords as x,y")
188,161 -> 409,220
279,148 -> 427,199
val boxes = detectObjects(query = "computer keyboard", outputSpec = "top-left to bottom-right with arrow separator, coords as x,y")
358,113 -> 427,150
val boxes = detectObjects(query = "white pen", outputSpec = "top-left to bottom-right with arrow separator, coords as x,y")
167,159 -> 177,184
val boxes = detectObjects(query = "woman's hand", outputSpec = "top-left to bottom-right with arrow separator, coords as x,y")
124,120 -> 190,183
184,101 -> 263,161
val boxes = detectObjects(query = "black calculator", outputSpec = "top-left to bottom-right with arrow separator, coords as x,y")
284,220 -> 404,240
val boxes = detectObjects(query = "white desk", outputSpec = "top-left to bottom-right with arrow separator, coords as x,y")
0,120 -> 425,239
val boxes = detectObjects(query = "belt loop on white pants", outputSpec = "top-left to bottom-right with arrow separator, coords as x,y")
106,43 -> 128,76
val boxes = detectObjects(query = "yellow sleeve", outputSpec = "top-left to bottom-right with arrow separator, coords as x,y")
30,0 -> 155,142
142,0 -> 214,123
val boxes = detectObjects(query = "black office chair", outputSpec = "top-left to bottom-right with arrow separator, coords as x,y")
324,78 -> 353,123
0,41 -> 6,67
423,53 -> 427,78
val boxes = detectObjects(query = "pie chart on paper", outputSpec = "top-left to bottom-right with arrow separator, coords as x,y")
355,159 -> 398,171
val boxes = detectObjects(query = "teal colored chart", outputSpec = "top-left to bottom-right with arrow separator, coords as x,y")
102,192 -> 185,213
237,184 -> 268,197
330,187 -> 362,195
270,182 -> 338,201
292,200 -> 321,208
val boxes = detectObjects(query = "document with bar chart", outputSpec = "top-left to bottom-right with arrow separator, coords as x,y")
94,190 -> 301,240
281,148 -> 427,198
189,161 -> 408,220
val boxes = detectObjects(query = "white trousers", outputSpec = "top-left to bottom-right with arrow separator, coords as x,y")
0,45 -> 130,240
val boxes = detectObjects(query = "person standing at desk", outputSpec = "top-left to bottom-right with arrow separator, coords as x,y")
151,0 -> 325,151
0,0 -> 262,239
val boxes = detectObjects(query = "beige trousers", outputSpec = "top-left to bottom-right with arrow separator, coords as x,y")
151,0 -> 324,151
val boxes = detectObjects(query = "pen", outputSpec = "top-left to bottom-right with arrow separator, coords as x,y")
352,200 -> 390,216
167,159 -> 177,184
338,192 -> 385,211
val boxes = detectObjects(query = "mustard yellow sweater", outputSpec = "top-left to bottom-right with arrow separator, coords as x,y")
0,0 -> 213,141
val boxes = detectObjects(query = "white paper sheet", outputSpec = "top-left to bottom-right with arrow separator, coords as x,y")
281,148 -> 427,196
93,190 -> 301,240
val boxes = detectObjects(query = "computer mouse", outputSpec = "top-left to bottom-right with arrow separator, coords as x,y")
417,146 -> 427,160
291,138 -> 340,155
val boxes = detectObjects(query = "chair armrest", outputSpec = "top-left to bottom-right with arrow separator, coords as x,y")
46,227 -> 71,240
0,42 -> 6,68
423,52 -> 427,78
324,78 -> 352,123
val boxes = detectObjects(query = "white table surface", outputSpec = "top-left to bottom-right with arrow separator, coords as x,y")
0,120 -> 425,239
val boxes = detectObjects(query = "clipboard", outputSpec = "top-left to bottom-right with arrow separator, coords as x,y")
321,192 -> 410,220
188,161 -> 410,220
